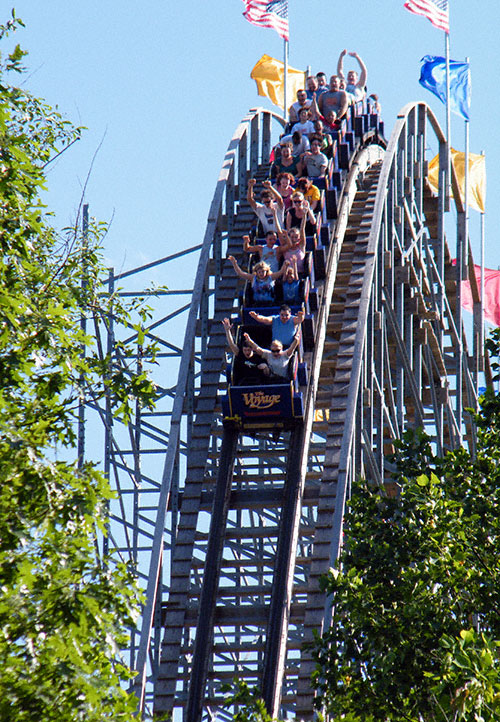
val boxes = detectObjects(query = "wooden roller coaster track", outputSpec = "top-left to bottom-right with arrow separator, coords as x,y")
96,102 -> 483,720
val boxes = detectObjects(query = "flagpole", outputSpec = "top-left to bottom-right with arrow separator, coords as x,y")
463,59 -> 470,283
455,74 -> 469,442
462,78 -> 470,409
480,150 -> 485,375
445,20 -> 462,437
445,31 -> 451,211
283,38 -> 288,121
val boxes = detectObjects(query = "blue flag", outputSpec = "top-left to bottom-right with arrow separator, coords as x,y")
419,55 -> 471,120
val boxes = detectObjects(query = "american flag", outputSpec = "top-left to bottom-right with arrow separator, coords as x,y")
242,0 -> 289,41
403,0 -> 449,33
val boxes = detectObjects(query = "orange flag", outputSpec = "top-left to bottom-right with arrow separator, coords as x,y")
428,148 -> 486,212
250,54 -> 305,109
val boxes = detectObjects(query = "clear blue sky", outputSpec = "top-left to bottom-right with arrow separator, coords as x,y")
8,1 -> 498,283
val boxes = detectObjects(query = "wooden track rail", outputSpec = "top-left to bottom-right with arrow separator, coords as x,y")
125,103 -> 482,720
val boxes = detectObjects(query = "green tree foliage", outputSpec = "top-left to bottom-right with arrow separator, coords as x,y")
222,680 -> 277,722
0,13 -> 157,720
312,382 -> 500,720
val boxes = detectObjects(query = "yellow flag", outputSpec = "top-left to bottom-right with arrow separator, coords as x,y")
427,148 -> 486,212
250,54 -> 305,110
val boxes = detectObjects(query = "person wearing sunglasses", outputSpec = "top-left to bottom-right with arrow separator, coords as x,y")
242,331 -> 300,383
247,177 -> 284,234
285,192 -> 316,237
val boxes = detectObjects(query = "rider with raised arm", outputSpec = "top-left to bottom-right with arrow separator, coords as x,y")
228,255 -> 288,305
273,172 -> 295,210
337,49 -> 368,101
271,203 -> 308,273
243,231 -> 285,273
243,332 -> 301,382
247,178 -> 284,233
281,257 -> 301,305
222,317 -> 269,384
249,304 -> 304,348
285,193 -> 316,239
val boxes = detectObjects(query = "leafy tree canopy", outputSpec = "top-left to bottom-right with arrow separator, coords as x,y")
222,680 -> 277,722
312,364 -> 500,721
0,12 -> 157,720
